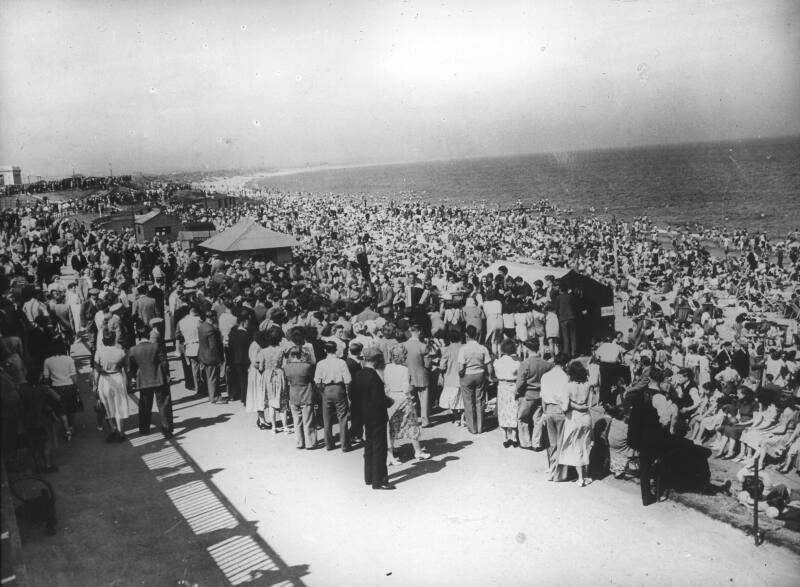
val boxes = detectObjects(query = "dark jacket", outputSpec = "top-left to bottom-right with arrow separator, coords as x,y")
128,341 -> 169,389
197,321 -> 224,365
351,367 -> 390,426
228,327 -> 252,365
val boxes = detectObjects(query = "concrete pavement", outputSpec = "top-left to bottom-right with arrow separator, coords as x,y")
16,342 -> 800,586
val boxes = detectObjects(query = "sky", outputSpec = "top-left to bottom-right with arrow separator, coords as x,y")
1,0 -> 799,177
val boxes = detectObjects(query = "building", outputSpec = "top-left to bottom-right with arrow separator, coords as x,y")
133,210 -> 184,243
92,208 -> 183,243
0,166 -> 22,186
198,219 -> 300,263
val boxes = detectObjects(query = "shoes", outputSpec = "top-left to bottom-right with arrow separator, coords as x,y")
65,427 -> 74,442
372,483 -> 396,490
502,440 -> 512,448
576,478 -> 593,487
414,451 -> 431,461
512,441 -> 520,448
163,431 -> 174,439
105,432 -> 118,443
115,431 -> 126,443
257,419 -> 268,430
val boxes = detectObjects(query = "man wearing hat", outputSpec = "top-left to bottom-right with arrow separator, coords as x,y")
352,347 -> 395,489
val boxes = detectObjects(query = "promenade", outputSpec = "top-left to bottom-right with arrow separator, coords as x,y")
11,341 -> 799,586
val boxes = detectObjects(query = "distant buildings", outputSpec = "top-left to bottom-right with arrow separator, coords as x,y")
0,166 -> 22,186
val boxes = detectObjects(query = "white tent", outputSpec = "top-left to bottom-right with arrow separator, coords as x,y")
480,260 -> 569,285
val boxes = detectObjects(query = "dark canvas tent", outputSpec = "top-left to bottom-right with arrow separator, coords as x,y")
559,270 -> 615,354
482,260 -> 615,355
198,219 -> 300,263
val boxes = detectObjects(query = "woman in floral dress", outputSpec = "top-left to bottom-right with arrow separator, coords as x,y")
494,338 -> 520,448
384,345 -> 430,464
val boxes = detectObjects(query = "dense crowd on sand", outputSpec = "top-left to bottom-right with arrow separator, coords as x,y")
1,183 -> 799,505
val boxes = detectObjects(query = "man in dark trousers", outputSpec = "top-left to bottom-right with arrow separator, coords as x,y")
554,283 -> 578,358
346,341 -> 364,443
352,347 -> 395,490
197,311 -> 225,403
625,369 -> 667,506
128,326 -> 173,438
227,311 -> 252,404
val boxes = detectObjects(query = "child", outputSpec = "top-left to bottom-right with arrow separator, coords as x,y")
606,403 -> 637,479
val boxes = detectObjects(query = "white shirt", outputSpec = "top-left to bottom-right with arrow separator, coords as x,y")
540,366 -> 569,406
178,314 -> 201,357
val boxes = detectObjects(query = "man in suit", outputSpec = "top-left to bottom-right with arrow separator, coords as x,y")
403,324 -> 431,426
134,284 -> 161,331
554,283 -> 578,358
227,311 -> 252,404
128,326 -> 173,438
197,310 -> 225,403
352,347 -> 394,490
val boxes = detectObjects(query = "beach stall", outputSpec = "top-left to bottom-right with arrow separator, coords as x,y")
197,218 -> 300,263
481,260 -> 615,354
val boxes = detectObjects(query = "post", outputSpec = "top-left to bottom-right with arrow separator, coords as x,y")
752,456 -> 763,546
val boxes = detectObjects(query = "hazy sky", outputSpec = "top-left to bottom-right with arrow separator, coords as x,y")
1,0 -> 799,177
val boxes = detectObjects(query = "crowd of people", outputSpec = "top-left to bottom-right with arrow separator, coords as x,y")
1,183 -> 799,500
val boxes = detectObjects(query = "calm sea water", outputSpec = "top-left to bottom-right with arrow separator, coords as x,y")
255,136 -> 800,237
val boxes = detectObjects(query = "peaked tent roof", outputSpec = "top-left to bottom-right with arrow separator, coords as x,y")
198,219 -> 300,253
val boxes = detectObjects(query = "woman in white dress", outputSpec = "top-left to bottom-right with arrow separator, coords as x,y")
437,331 -> 464,425
93,330 -> 130,442
558,360 -> 593,486
246,330 -> 271,430
494,338 -> 521,448
483,292 -> 503,355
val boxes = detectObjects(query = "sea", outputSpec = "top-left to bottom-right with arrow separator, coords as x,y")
253,136 -> 800,238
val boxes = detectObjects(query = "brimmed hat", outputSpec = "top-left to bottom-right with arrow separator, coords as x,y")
110,302 -> 123,313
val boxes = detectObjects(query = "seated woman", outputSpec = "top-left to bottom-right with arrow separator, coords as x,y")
749,397 -> 799,467
777,425 -> 800,474
687,381 -> 723,443
714,387 -> 755,458
735,390 -> 780,462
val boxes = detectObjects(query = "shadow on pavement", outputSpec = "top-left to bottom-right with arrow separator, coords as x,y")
388,438 -> 472,486
130,432 -> 310,585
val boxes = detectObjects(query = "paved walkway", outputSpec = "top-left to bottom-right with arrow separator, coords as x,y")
15,342 -> 800,586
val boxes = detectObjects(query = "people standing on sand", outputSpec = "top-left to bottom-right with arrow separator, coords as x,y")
352,347 -> 395,490
541,353 -> 570,482
403,324 -> 431,427
494,338 -> 521,448
437,330 -> 465,426
558,361 -> 593,487
93,330 -> 130,443
458,325 -> 493,435
128,326 -> 173,439
515,338 -> 551,450
314,340 -> 351,451
282,333 -> 317,450
384,345 -> 430,464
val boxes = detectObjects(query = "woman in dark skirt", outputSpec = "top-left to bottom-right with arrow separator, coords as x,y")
716,386 -> 755,459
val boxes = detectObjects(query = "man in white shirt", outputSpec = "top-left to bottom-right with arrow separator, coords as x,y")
595,336 -> 624,405
176,305 -> 202,396
457,325 -> 493,434
314,341 -> 353,452
540,353 -> 570,481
